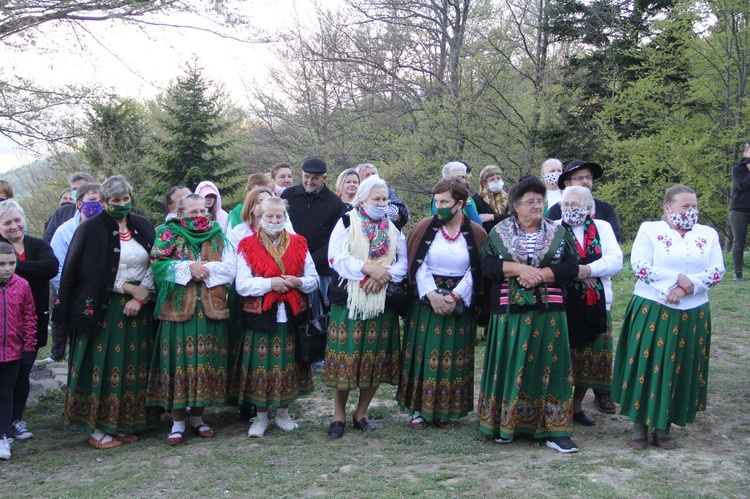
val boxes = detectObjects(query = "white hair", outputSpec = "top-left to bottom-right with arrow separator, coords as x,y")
355,163 -> 378,176
0,199 -> 25,223
353,176 -> 389,207
541,158 -> 563,174
442,161 -> 466,179
562,185 -> 595,212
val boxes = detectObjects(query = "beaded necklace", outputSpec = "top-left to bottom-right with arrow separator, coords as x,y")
440,215 -> 464,242
119,229 -> 133,242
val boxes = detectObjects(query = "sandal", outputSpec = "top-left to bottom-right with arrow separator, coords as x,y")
88,434 -> 123,450
114,433 -> 139,444
166,431 -> 184,446
191,423 -> 216,438
409,416 -> 427,429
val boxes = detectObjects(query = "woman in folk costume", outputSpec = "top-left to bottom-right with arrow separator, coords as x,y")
472,165 -> 510,233
555,186 -> 622,427
234,197 -> 319,438
477,175 -> 580,453
612,185 -> 724,449
53,175 -> 157,449
397,178 -> 486,429
323,176 -> 407,439
147,194 -> 235,446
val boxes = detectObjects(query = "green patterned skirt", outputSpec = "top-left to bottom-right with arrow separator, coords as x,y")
225,285 -> 244,405
477,311 -> 574,439
233,324 -> 314,407
65,294 -> 158,435
570,311 -> 613,391
396,301 -> 476,422
146,302 -> 229,410
322,304 -> 400,390
612,296 -> 712,429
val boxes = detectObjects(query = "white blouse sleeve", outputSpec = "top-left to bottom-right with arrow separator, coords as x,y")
299,252 -> 320,294
328,218 -> 366,280
415,261 -> 436,299
588,221 -> 623,279
685,229 -> 725,294
631,223 -> 679,295
204,244 -> 237,288
140,267 -> 154,291
454,271 -> 474,307
235,254 -> 272,297
389,231 -> 408,283
173,261 -> 192,286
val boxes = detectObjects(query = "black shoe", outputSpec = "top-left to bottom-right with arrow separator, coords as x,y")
328,421 -> 345,439
734,273 -> 744,282
237,406 -> 257,421
573,411 -> 596,426
352,412 -> 376,432
546,437 -> 579,453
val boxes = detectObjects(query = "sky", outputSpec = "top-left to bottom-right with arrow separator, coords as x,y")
0,0 -> 342,171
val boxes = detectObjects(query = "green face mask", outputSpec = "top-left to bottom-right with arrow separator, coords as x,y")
436,204 -> 458,223
107,201 -> 132,220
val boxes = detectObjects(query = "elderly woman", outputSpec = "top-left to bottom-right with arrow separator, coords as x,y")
473,165 -> 510,233
612,185 -> 724,450
53,175 -> 156,449
235,197 -> 319,437
556,186 -> 622,426
477,175 -> 579,453
398,178 -> 486,429
335,169 -> 360,210
324,176 -> 407,438
0,200 -> 58,441
540,159 -> 564,216
148,194 -> 235,445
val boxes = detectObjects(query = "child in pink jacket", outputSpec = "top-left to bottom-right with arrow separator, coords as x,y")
0,242 -> 37,461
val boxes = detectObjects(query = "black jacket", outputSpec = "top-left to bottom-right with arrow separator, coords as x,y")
281,184 -> 346,276
731,158 -> 750,213
43,203 -> 76,243
0,235 -> 58,348
388,188 -> 410,231
547,197 -> 621,242
52,212 -> 155,334
471,193 -> 510,233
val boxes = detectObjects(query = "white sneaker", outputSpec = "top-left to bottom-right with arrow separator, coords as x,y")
274,412 -> 299,432
248,417 -> 268,438
12,421 -> 33,440
40,357 -> 55,364
0,436 -> 12,460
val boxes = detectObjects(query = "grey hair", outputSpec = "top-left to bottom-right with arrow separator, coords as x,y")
0,199 -> 26,224
442,161 -> 466,179
541,158 -> 563,174
69,172 -> 94,184
176,194 -> 206,216
258,196 -> 289,216
562,185 -> 595,212
355,163 -> 378,176
100,175 -> 133,202
353,176 -> 389,207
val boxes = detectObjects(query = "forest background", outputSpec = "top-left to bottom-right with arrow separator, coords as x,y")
1,0 -> 749,248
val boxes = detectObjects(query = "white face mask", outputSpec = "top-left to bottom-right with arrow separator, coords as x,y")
668,208 -> 699,230
488,180 -> 504,193
543,171 -> 562,186
261,219 -> 285,236
364,204 -> 387,221
562,208 -> 588,227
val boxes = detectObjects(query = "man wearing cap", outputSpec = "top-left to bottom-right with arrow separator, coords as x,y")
547,160 -> 621,242
281,157 -> 347,306
355,163 -> 410,230
546,159 -> 621,417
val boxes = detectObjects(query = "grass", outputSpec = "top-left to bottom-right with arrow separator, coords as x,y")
3,257 -> 750,497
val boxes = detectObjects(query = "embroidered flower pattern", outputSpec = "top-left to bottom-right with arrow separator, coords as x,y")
634,261 -> 657,284
656,234 -> 673,254
694,237 -> 708,257
702,266 -> 724,289
83,297 -> 95,317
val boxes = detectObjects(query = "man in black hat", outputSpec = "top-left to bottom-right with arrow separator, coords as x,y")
281,157 -> 347,308
546,159 -> 621,417
547,159 -> 621,242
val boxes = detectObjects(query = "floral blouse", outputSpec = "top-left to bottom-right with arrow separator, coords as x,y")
631,220 -> 724,310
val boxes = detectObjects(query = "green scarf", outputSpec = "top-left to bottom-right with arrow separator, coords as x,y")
150,216 -> 225,316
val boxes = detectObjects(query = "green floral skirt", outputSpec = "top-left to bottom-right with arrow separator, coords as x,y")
612,296 -> 712,429
233,324 -> 314,408
65,294 -> 158,435
570,311 -> 613,390
322,304 -> 400,390
146,303 -> 229,410
477,311 -> 574,439
396,301 -> 476,422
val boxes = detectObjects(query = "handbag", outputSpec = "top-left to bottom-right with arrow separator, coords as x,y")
385,280 -> 410,317
419,288 -> 464,316
295,291 -> 330,365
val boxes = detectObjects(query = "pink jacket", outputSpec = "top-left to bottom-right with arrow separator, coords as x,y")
0,274 -> 37,362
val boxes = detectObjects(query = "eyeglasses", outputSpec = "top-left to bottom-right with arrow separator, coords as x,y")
561,203 -> 583,209
516,199 -> 545,207
185,209 -> 209,216
569,175 -> 593,182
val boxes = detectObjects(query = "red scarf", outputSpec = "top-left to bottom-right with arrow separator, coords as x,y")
237,233 -> 308,315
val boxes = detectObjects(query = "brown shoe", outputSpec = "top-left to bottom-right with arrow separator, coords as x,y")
88,435 -> 123,450
409,416 -> 427,429
432,419 -> 455,429
593,393 -> 617,414
114,433 -> 139,444
191,423 -> 216,438
166,431 -> 184,446
653,430 -> 677,449
628,436 -> 648,450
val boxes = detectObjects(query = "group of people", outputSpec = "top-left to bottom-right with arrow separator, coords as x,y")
0,152 -> 726,461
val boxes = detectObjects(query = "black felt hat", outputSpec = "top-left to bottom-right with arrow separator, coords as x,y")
557,159 -> 603,189
301,157 -> 327,174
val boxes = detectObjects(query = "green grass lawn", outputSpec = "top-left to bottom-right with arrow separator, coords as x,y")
4,260 -> 750,498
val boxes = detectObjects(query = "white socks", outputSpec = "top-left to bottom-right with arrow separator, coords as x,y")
189,415 -> 205,428
92,428 -> 113,444
171,420 -> 186,434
